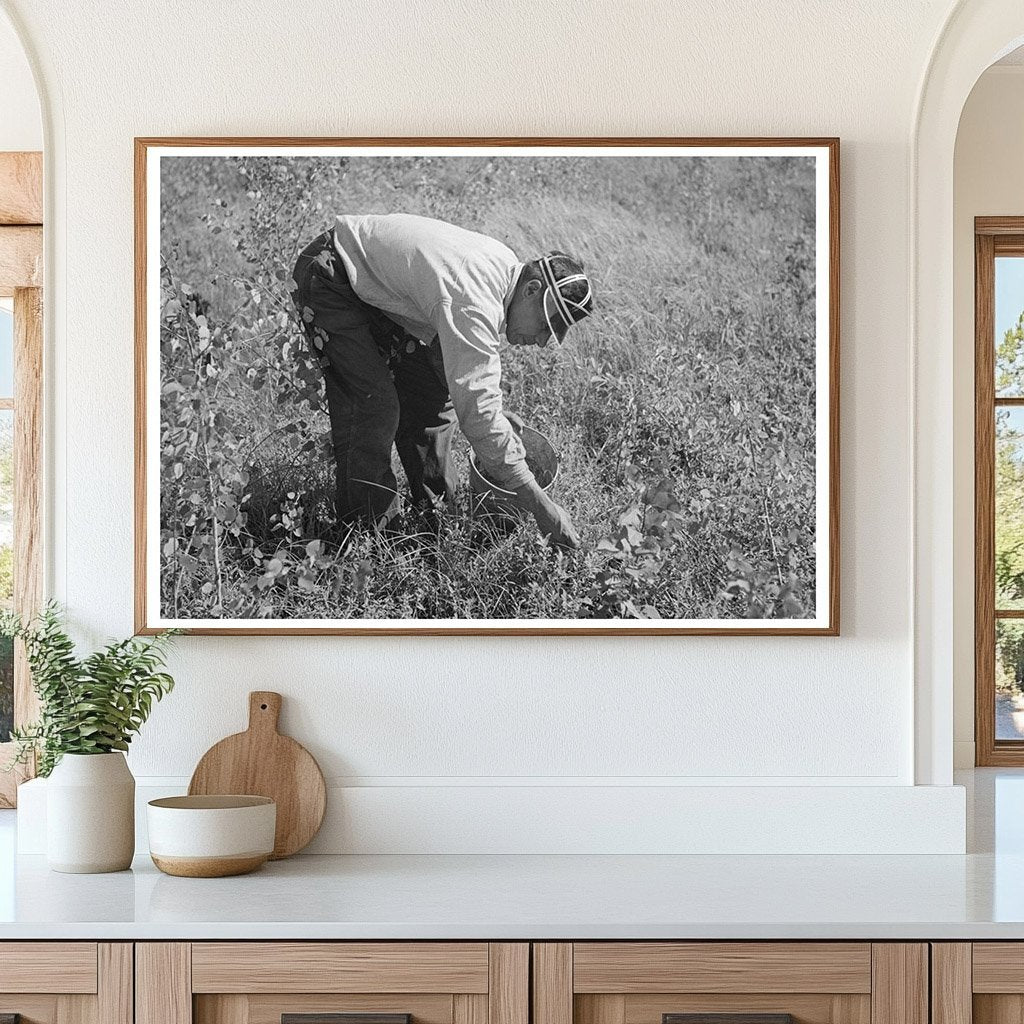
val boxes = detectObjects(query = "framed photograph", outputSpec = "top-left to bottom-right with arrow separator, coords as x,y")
135,137 -> 839,635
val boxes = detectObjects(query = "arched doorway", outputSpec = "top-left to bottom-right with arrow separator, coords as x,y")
914,0 -> 1024,785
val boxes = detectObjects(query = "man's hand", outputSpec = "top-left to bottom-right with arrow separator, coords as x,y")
534,498 -> 580,550
506,411 -> 525,435
513,478 -> 580,550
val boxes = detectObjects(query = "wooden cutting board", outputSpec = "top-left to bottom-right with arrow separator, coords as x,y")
188,691 -> 326,859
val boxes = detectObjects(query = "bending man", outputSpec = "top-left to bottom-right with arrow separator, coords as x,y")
291,213 -> 593,548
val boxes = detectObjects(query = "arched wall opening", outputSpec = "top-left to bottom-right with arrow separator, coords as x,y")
914,0 -> 1024,785
952,48 -> 1024,768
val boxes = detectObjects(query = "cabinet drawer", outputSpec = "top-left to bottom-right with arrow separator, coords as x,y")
191,943 -> 490,994
572,944 -> 872,994
0,943 -> 130,1024
0,942 -> 98,993
937,942 -> 1024,1024
534,944 -> 925,1024
139,942 -> 528,1024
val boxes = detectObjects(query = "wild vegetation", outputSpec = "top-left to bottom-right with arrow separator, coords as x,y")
995,311 -> 1024,692
158,155 -> 819,621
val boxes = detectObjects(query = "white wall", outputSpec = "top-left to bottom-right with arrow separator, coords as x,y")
952,66 -> 1024,767
0,9 -> 39,151
1,0 -> 973,852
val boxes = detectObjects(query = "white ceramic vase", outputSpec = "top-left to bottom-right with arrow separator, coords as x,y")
46,752 -> 135,873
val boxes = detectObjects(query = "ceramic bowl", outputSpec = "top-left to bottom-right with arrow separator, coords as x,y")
147,795 -> 276,877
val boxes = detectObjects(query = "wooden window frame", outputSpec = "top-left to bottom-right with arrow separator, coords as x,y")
0,151 -> 43,806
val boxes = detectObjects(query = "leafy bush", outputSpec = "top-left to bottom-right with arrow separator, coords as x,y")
1,604 -> 178,776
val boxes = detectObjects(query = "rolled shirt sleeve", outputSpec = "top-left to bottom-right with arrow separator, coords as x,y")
433,301 -> 535,491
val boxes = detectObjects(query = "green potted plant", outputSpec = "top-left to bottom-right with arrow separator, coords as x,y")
2,603 -> 178,873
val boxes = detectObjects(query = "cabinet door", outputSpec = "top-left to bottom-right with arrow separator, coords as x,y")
941,943 -> 1024,1024
137,943 -> 528,1024
0,943 -> 131,1024
533,944 -> 927,1024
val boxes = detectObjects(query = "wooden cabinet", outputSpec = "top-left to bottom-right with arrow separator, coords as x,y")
0,943 -> 132,1024
932,943 -> 1024,1024
532,944 -> 928,1024
136,944 -> 528,1024
0,938 -> 957,1024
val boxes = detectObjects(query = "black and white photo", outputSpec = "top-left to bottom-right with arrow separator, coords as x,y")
136,139 -> 838,634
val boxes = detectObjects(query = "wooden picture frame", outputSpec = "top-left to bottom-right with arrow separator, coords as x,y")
135,137 -> 840,636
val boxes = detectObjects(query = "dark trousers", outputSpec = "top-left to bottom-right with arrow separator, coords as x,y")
292,232 -> 458,526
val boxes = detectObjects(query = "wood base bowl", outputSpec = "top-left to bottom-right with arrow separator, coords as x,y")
150,853 -> 269,878
147,795 -> 276,878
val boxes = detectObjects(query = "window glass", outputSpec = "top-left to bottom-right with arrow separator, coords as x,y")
994,254 -> 1024,744
0,305 -> 12,399
997,620 -> 1024,740
997,406 -> 1024,610
996,257 -> 1024,397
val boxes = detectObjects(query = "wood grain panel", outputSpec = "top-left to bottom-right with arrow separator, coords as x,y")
192,944 -> 488,994
534,944 -> 572,1024
0,943 -> 97,993
976,229 -> 999,766
575,996 -> 625,1024
973,944 -> 1024,992
0,748 -> 32,808
977,218 -> 1024,236
0,284 -> 44,802
98,945 -> 133,1024
0,283 -> 43,806
973,996 -> 1024,1024
0,995 -> 60,1024
831,995 -> 872,1024
14,286 -> 43,723
187,690 -> 327,859
0,226 -> 42,295
993,238 -> 1024,256
239,994 -> 453,1024
453,995 -> 487,1024
133,134 -> 148,634
488,944 -> 528,1024
0,152 -> 42,225
870,945 -> 927,1024
573,944 -> 872,994
931,944 -> 971,1024
56,994 -> 95,1024
622,994 -> 870,1024
194,996 -> 248,1024
136,943 -> 192,1024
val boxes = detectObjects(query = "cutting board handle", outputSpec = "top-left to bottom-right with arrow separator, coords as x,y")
248,691 -> 282,734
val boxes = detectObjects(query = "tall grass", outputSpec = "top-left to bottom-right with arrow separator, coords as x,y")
158,154 -> 817,621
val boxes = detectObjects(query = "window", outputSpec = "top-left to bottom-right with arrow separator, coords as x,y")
975,219 -> 1024,764
0,150 -> 43,806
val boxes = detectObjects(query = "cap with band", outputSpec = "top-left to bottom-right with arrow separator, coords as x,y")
537,252 -> 594,344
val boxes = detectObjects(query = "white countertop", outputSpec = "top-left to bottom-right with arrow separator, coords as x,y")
0,849 -> 1021,940
1,769 -> 1022,941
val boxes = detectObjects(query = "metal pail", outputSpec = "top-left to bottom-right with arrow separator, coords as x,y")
469,425 -> 560,515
